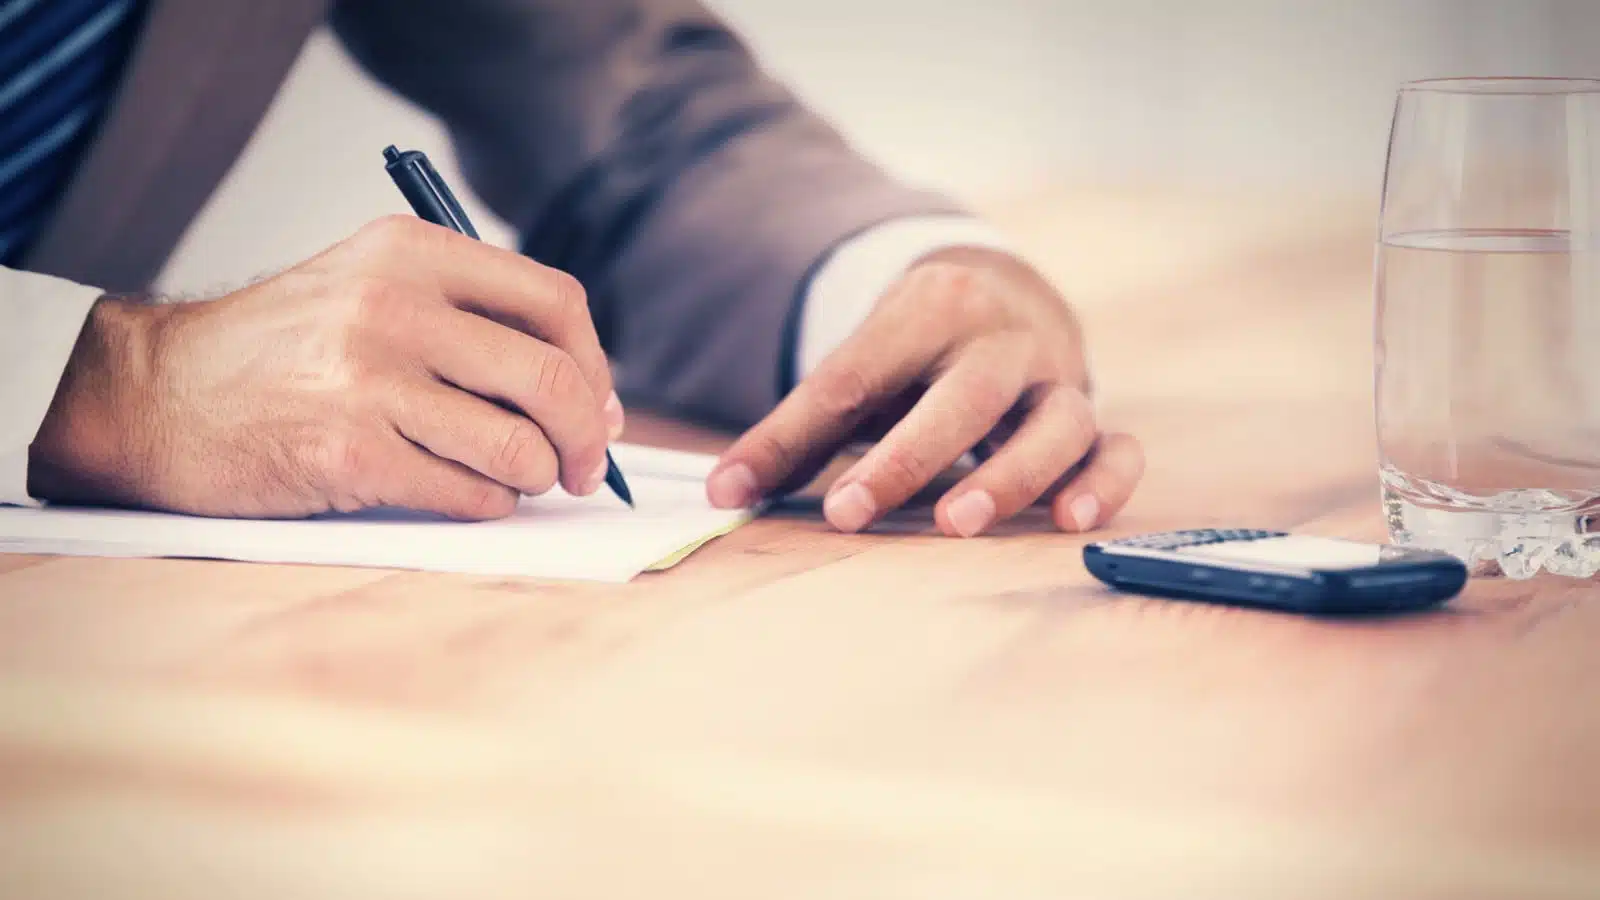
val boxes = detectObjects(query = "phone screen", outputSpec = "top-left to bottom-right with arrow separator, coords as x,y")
1175,535 -> 1382,570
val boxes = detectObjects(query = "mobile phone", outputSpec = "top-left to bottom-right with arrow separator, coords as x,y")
1082,529 -> 1467,615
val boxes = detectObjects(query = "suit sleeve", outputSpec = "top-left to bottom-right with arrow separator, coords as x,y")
329,0 -> 961,428
0,267 -> 103,507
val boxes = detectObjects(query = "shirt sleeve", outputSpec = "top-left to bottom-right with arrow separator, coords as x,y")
795,214 -> 1017,378
0,266 -> 103,507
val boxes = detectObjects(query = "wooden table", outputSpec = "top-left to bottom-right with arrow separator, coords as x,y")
1,186 -> 1595,900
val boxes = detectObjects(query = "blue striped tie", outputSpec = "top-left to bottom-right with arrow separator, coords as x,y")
0,0 -> 143,266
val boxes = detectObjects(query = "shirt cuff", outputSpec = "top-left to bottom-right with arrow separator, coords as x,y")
796,214 -> 1016,378
0,267 -> 104,507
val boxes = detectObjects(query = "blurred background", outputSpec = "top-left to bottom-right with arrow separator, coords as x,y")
155,0 -> 1600,295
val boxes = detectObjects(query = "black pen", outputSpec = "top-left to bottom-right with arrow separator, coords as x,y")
383,144 -> 634,508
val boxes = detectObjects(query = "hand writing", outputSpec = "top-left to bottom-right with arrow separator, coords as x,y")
29,216 -> 623,519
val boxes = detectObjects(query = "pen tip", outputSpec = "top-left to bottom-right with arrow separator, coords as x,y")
382,145 -> 401,163
604,460 -> 634,509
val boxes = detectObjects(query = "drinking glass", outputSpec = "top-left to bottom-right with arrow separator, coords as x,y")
1376,77 -> 1600,578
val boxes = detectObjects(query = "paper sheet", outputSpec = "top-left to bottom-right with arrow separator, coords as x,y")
0,444 -> 755,583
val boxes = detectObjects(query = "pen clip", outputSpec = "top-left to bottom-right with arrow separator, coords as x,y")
414,156 -> 479,240
382,145 -> 480,240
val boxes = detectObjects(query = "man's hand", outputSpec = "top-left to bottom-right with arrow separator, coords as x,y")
28,216 -> 624,520
707,247 -> 1143,537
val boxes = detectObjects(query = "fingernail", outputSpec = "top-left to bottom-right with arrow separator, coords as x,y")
604,391 -> 625,440
1069,494 -> 1101,532
946,490 -> 995,538
582,459 -> 608,496
708,463 -> 758,508
824,482 -> 876,533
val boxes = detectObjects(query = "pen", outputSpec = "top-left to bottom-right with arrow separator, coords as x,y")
383,144 -> 634,508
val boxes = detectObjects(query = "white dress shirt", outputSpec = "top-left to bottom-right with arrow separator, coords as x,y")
0,214 -> 1014,507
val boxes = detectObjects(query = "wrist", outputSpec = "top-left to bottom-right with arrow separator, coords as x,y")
28,295 -> 166,505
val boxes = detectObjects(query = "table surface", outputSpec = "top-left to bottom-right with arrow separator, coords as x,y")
1,186 -> 1595,900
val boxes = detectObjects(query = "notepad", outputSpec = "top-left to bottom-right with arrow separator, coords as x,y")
0,444 -> 756,583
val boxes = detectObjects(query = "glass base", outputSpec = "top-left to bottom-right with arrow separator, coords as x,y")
1382,470 -> 1600,579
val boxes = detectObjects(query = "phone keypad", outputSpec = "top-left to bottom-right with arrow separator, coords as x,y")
1107,528 -> 1286,552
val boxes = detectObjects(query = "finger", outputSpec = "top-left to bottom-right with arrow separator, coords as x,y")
821,337 -> 1032,533
421,305 -> 609,496
350,216 -> 615,407
386,375 -> 566,497
763,385 -> 930,501
371,432 -> 521,521
934,385 -> 1098,538
1049,431 -> 1145,533
707,305 -> 952,509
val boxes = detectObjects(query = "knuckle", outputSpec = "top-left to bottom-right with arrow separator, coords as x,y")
872,442 -> 933,492
336,276 -> 426,355
1008,457 -> 1058,501
808,364 -> 875,420
354,214 -> 430,258
494,421 -> 556,491
528,350 -> 580,403
545,270 -> 607,386
327,356 -> 375,397
955,372 -> 1013,419
306,428 -> 375,508
914,260 -> 970,292
1058,391 -> 1098,449
316,429 -> 363,487
346,274 -> 402,323
917,262 -> 980,306
549,270 -> 588,326
919,264 -> 1010,327
955,284 -> 1005,324
460,480 -> 517,520
743,429 -> 805,478
937,262 -> 981,297
323,298 -> 400,394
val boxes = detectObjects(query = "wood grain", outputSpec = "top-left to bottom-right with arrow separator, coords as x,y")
0,186 -> 1594,900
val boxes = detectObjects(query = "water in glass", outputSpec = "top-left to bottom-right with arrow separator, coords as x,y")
1376,78 -> 1600,578
1377,229 -> 1600,577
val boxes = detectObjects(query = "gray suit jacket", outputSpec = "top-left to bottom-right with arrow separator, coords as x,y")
19,0 -> 957,427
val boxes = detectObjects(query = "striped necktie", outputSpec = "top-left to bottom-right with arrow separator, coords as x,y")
0,0 -> 143,266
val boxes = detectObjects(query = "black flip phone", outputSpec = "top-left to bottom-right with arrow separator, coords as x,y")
1082,529 -> 1467,615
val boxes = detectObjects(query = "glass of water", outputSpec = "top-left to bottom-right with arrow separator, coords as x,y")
1377,77 -> 1600,579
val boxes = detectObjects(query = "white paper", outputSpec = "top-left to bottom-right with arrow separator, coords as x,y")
0,444 -> 754,583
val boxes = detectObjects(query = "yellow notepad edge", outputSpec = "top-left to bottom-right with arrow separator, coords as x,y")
643,508 -> 760,572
